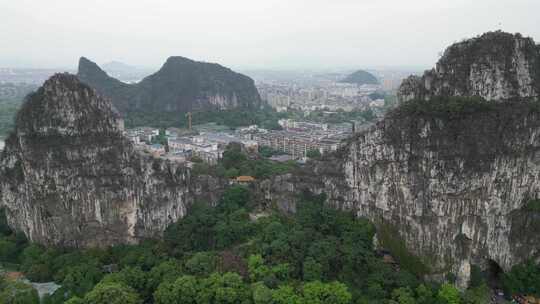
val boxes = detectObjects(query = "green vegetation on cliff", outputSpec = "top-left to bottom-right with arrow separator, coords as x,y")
0,187 -> 496,304
523,199 -> 540,212
377,224 -> 430,277
502,260 -> 540,297
392,96 -> 495,119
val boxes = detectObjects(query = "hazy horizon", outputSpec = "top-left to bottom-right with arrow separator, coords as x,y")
2,0 -> 539,70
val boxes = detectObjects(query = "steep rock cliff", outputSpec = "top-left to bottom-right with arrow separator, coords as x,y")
342,103 -> 540,287
344,33 -> 540,286
78,56 -> 263,113
262,101 -> 540,288
0,74 -> 224,247
398,32 -> 540,102
264,33 -> 540,288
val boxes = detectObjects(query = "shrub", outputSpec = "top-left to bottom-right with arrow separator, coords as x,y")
523,199 -> 540,212
394,96 -> 494,119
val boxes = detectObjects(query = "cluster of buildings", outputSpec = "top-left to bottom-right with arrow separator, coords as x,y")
237,120 -> 351,159
248,68 -> 417,115
257,82 -> 383,113
125,126 -> 257,165
124,119 -> 353,165
126,127 -> 159,144
167,131 -> 257,165
124,127 -> 166,154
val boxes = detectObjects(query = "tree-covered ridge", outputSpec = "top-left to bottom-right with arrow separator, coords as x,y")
389,96 -> 495,119
77,57 -> 263,114
0,186 -> 505,304
389,96 -> 540,124
124,106 -> 285,130
339,70 -> 379,85
123,105 -> 382,133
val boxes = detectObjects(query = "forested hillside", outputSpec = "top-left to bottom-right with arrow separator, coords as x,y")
2,183 -> 523,304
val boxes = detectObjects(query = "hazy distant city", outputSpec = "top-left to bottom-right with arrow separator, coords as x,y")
0,63 -> 418,161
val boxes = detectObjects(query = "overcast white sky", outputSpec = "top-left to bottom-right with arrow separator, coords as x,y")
1,0 -> 539,70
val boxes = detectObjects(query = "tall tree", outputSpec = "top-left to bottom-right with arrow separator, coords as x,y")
83,282 -> 141,304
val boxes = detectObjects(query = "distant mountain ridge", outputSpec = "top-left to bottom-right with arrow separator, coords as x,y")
340,70 -> 379,85
77,56 -> 263,114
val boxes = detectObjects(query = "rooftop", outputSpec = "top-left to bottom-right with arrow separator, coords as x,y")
236,175 -> 255,182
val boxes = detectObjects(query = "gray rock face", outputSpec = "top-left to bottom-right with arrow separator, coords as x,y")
264,102 -> 540,288
78,56 -> 263,114
0,74 -> 224,247
342,106 -> 540,287
263,33 -> 540,288
398,32 -> 540,103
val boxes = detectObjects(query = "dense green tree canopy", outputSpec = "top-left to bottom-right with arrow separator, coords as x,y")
83,282 -> 141,304
502,260 -> 540,296
302,281 -> 352,304
0,281 -> 39,304
2,186 -> 537,304
437,283 -> 461,304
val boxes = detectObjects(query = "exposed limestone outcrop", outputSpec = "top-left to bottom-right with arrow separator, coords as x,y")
78,56 -> 263,113
348,33 -> 540,286
264,33 -> 540,288
341,104 -> 540,288
0,74 -> 224,247
398,31 -> 540,103
263,101 -> 540,289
